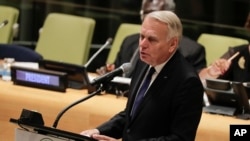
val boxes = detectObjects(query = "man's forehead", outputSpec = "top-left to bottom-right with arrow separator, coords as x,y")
140,18 -> 168,36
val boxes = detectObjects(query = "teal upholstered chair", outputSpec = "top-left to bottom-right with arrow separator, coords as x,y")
35,13 -> 95,65
0,5 -> 19,43
197,33 -> 249,66
106,23 -> 141,64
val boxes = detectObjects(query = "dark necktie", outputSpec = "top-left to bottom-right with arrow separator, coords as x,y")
131,67 -> 155,118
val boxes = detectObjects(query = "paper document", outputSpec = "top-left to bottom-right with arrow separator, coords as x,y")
12,62 -> 39,69
111,76 -> 131,85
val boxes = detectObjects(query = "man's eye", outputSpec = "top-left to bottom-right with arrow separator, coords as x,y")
148,38 -> 156,42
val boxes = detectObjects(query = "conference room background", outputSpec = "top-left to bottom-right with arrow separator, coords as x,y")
1,0 -> 250,71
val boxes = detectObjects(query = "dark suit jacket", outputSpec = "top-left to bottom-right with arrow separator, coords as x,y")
98,51 -> 204,141
0,44 -> 43,62
114,33 -> 206,77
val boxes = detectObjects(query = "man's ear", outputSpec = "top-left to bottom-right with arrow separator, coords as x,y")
168,37 -> 178,52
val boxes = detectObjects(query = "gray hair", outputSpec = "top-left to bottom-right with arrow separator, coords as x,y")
145,10 -> 183,41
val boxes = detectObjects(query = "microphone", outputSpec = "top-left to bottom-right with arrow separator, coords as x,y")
52,63 -> 130,128
0,20 -> 8,29
84,38 -> 112,68
91,62 -> 131,85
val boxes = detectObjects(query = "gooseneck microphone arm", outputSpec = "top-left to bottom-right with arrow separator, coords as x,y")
84,38 -> 112,69
52,63 -> 131,128
52,86 -> 103,128
90,63 -> 131,86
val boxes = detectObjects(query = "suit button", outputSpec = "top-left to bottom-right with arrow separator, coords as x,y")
126,129 -> 130,133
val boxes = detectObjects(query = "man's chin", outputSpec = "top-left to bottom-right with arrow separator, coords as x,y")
140,57 -> 150,64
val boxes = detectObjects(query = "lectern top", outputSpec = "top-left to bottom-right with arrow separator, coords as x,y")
10,118 -> 96,141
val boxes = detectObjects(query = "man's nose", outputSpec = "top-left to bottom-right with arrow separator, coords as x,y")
140,38 -> 149,48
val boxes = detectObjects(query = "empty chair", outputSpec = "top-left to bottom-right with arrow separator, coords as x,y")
0,44 -> 43,62
0,5 -> 19,43
106,23 -> 141,64
35,13 -> 95,65
197,33 -> 249,66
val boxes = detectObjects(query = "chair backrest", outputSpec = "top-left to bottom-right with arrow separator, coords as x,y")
0,44 -> 43,62
35,13 -> 95,65
197,33 -> 249,66
0,5 -> 19,43
106,23 -> 141,64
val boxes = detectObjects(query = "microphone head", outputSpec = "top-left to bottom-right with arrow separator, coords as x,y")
106,37 -> 113,45
120,63 -> 131,73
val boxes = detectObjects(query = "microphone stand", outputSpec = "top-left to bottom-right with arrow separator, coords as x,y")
84,38 -> 112,69
52,85 -> 104,128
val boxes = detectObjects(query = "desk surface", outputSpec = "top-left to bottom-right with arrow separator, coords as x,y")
0,80 -> 249,141
0,80 -> 127,140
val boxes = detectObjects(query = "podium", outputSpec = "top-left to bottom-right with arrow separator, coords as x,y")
15,128 -> 73,141
10,118 -> 96,141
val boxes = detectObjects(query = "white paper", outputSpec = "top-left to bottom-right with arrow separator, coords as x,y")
12,62 -> 39,69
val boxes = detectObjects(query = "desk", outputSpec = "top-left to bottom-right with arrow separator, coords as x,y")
196,113 -> 249,141
0,80 -> 127,140
0,80 -> 249,141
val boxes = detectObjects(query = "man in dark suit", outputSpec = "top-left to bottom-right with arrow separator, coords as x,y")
98,0 -> 206,77
81,10 -> 204,141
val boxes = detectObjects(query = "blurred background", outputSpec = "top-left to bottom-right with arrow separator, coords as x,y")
1,0 -> 250,71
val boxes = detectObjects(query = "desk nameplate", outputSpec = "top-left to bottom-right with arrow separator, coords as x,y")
11,66 -> 68,92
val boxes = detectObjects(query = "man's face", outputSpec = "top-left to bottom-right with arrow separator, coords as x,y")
139,17 -> 178,66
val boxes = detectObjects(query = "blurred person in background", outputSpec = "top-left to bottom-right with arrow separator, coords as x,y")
244,12 -> 250,32
199,12 -> 250,83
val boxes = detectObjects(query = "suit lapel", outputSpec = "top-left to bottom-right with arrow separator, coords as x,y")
129,63 -> 171,122
127,64 -> 148,120
134,69 -> 169,117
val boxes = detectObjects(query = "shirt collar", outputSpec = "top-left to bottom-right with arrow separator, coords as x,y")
150,51 -> 176,74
